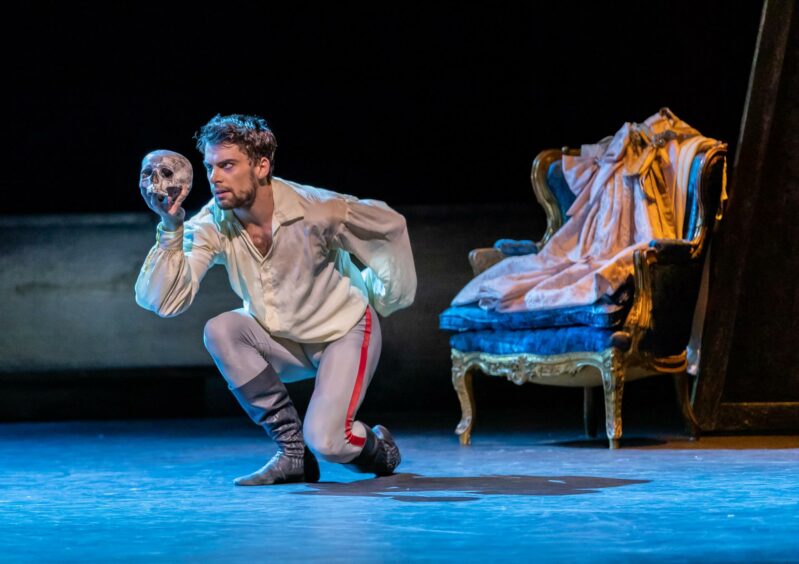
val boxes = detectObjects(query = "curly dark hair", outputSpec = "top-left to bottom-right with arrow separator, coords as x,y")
195,114 -> 278,181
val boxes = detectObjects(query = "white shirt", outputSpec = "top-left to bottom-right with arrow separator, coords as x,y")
135,177 -> 417,343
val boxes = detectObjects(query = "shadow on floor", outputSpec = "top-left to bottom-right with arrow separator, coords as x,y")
294,472 -> 649,502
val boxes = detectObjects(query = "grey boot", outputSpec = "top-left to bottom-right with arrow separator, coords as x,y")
344,425 -> 401,476
229,366 -> 320,486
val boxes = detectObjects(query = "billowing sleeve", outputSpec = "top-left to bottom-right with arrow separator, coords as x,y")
330,197 -> 417,317
134,207 -> 223,318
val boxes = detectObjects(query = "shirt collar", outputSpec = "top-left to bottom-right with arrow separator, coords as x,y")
271,177 -> 305,225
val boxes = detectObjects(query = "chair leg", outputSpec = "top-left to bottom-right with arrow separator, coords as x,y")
583,386 -> 597,438
600,353 -> 624,449
452,364 -> 476,446
673,372 -> 701,441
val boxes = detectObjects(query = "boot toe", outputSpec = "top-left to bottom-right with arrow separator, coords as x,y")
233,452 -> 307,486
372,425 -> 401,475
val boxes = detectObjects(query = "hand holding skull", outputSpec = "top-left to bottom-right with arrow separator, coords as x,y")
139,150 -> 193,230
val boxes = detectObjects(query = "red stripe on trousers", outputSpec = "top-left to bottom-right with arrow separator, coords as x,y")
344,307 -> 371,448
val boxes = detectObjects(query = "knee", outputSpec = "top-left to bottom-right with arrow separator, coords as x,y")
203,311 -> 243,358
304,419 -> 345,461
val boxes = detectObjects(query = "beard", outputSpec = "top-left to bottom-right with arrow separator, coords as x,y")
215,172 -> 259,210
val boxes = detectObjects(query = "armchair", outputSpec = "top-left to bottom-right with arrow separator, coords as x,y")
440,142 -> 728,448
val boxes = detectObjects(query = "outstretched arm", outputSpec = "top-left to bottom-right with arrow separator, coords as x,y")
134,212 -> 221,317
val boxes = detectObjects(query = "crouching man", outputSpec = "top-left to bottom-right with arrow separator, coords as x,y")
135,113 -> 416,486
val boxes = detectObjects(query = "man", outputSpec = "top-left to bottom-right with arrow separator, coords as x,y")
135,114 -> 416,486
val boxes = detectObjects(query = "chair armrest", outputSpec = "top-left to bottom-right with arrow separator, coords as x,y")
627,244 -> 705,357
648,239 -> 698,263
469,240 -> 539,276
468,248 -> 505,276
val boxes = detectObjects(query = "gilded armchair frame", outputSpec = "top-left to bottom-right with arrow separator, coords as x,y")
452,144 -> 727,448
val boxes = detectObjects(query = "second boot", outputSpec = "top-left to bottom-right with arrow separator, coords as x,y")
344,424 -> 401,476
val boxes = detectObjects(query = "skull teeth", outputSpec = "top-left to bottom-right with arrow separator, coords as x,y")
147,185 -> 168,197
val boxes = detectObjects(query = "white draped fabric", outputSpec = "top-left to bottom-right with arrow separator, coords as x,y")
452,109 -> 719,313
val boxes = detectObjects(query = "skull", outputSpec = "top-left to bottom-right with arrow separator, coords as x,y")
140,150 -> 193,203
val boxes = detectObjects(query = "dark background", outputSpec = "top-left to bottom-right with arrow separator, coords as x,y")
9,2 -> 762,215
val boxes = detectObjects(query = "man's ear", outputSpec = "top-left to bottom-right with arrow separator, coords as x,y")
256,157 -> 271,181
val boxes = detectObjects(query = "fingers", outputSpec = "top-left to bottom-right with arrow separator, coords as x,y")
167,197 -> 180,216
161,197 -> 182,221
140,183 -> 185,225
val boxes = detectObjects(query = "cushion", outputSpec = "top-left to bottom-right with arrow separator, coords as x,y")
440,285 -> 633,332
547,161 -> 577,222
493,238 -> 538,256
450,327 -> 617,355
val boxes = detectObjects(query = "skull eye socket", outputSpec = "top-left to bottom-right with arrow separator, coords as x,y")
161,168 -> 174,179
142,166 -> 153,176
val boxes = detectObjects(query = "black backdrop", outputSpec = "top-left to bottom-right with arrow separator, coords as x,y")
9,2 -> 761,215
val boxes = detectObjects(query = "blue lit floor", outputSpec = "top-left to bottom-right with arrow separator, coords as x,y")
1,416 -> 797,562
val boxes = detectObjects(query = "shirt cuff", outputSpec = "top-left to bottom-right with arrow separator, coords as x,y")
156,221 -> 184,250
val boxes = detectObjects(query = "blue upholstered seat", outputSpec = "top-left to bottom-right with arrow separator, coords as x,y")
450,327 -> 618,356
440,284 -> 633,332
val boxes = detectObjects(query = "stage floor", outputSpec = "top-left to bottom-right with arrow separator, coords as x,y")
1,416 -> 797,562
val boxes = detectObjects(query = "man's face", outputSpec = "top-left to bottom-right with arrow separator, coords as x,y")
203,143 -> 268,210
